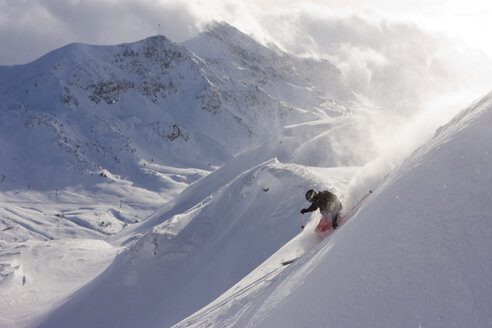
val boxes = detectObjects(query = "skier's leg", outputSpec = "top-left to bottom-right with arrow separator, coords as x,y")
315,213 -> 330,232
330,200 -> 342,229
331,212 -> 339,229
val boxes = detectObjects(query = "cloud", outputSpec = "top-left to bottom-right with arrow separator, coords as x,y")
253,5 -> 492,110
0,0 -> 201,65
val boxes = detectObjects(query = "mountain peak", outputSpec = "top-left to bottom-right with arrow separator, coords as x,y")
201,20 -> 268,54
204,21 -> 244,39
134,34 -> 176,50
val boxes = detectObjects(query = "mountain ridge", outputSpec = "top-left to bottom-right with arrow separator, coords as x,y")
0,22 -> 350,194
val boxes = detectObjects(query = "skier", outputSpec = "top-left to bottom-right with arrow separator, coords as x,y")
300,189 -> 342,230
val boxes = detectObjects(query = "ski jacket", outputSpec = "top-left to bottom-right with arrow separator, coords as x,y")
303,190 -> 342,214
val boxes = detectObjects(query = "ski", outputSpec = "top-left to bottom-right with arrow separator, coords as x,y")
281,258 -> 298,266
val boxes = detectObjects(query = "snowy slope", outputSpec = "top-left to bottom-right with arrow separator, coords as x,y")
0,239 -> 116,328
183,21 -> 352,110
176,92 -> 492,327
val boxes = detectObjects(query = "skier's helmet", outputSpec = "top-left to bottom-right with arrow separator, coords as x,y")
305,189 -> 317,202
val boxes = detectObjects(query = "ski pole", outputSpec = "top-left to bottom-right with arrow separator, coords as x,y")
340,190 -> 373,220
301,214 -> 305,230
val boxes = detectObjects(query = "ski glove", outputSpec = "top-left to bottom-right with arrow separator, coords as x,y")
300,209 -> 307,214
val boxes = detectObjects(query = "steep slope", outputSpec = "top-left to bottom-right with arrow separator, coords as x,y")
176,92 -> 492,327
183,21 -> 352,111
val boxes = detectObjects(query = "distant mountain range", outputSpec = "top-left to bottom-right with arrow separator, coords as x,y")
0,21 -> 352,192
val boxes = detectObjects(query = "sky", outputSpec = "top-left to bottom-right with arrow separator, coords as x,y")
1,0 -> 492,66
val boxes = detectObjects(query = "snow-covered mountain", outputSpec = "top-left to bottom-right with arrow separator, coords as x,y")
0,22 -> 354,246
0,21 -> 354,327
0,22 -> 350,193
1,21 -> 491,328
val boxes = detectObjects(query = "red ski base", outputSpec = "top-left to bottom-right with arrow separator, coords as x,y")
314,217 -> 333,232
314,215 -> 344,233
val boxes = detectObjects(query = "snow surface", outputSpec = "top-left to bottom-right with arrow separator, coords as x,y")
175,93 -> 492,327
1,21 -> 491,328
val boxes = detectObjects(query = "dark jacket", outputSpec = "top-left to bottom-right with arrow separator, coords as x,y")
302,190 -> 342,214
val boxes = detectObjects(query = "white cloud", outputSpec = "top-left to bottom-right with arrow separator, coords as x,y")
254,5 -> 492,110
